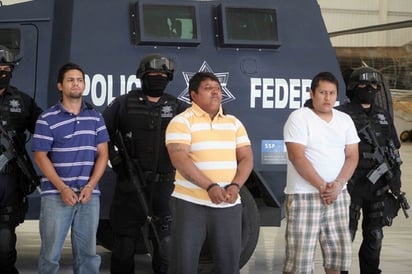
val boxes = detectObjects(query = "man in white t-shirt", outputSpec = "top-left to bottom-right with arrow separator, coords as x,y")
282,71 -> 360,274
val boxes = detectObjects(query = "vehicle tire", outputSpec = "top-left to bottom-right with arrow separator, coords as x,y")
198,187 -> 260,273
400,130 -> 410,142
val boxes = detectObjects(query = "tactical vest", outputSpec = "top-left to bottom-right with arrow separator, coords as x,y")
339,103 -> 391,170
0,88 -> 29,174
119,90 -> 179,173
0,87 -> 29,134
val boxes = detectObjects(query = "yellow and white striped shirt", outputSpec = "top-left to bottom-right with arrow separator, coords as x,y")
165,102 -> 251,208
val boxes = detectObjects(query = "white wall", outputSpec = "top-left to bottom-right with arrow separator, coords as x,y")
317,0 -> 412,47
0,0 -> 32,5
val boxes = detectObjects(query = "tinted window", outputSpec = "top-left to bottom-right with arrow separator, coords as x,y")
0,28 -> 21,56
218,5 -> 280,49
132,2 -> 200,46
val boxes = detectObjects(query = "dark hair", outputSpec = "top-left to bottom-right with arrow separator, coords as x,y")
188,72 -> 220,101
57,62 -> 85,84
310,71 -> 339,94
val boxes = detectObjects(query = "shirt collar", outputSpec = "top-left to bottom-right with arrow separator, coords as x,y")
191,102 -> 224,119
57,100 -> 88,114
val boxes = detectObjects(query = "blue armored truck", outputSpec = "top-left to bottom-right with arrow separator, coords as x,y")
0,0 -> 358,269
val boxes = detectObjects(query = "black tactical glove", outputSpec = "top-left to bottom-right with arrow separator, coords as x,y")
396,191 -> 410,218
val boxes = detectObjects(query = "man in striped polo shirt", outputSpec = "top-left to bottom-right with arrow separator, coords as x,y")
32,62 -> 109,274
165,72 -> 253,274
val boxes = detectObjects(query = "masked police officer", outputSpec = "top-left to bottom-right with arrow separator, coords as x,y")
337,66 -> 408,274
103,54 -> 187,274
0,45 -> 42,273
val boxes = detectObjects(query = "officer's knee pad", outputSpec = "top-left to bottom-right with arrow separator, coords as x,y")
366,228 -> 383,250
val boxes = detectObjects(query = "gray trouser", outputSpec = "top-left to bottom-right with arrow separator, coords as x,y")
168,198 -> 242,274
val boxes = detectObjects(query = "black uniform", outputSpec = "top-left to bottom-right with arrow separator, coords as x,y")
103,89 -> 186,274
0,85 -> 42,274
336,101 -> 401,274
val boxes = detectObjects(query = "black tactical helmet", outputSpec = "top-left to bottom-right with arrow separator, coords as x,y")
0,45 -> 16,67
346,66 -> 383,98
136,54 -> 174,81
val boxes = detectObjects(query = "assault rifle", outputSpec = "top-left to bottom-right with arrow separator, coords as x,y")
359,124 -> 409,218
0,123 -> 40,195
359,125 -> 393,184
114,130 -> 161,250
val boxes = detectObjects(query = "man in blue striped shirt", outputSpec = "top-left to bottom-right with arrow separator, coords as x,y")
32,62 -> 109,274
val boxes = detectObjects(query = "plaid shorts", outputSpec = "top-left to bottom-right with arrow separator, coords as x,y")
283,190 -> 352,273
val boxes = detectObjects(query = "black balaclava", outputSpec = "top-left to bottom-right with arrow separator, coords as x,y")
142,74 -> 169,97
352,84 -> 377,105
0,69 -> 12,89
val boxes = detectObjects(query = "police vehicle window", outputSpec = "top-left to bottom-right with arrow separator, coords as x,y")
133,2 -> 200,46
0,28 -> 21,57
218,5 -> 280,49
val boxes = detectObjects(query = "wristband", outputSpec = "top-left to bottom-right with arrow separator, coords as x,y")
225,182 -> 241,191
84,184 -> 93,189
207,183 -> 219,192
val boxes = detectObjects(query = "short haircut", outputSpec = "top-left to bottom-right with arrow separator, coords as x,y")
57,62 -> 85,84
189,72 -> 220,101
310,71 -> 339,94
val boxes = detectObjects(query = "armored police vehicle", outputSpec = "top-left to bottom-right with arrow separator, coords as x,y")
0,0 -> 360,268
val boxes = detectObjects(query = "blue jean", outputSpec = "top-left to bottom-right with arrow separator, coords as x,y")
38,195 -> 101,274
